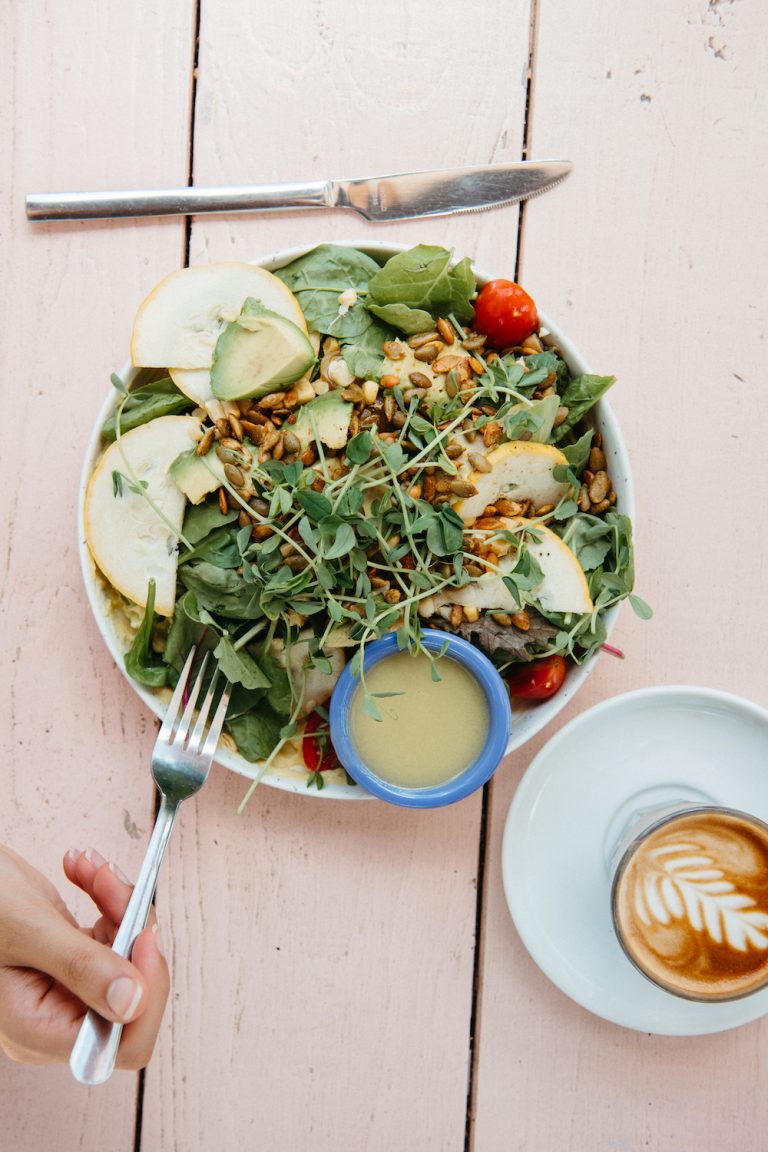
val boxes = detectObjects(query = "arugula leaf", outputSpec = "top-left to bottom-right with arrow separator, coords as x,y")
213,636 -> 272,690
102,378 -> 193,440
225,707 -> 284,762
366,246 -> 475,325
561,429 -> 594,474
553,375 -> 615,441
124,579 -> 168,687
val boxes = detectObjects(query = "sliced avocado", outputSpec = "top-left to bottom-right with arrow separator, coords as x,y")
170,448 -> 226,505
293,391 -> 353,451
210,297 -> 315,402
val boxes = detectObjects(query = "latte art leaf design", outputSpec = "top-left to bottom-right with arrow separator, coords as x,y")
635,841 -> 768,952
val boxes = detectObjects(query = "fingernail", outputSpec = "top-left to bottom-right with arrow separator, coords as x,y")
84,848 -> 106,868
106,976 -> 143,1022
108,861 -> 130,884
66,848 -> 80,862
152,922 -> 166,958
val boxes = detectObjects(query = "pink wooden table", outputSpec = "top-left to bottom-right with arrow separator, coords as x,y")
2,2 -> 767,1148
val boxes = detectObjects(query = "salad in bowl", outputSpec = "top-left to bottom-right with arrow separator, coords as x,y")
79,242 -> 644,801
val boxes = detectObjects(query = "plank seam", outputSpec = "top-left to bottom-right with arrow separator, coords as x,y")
463,783 -> 490,1152
184,0 -> 203,268
465,8 -> 541,1145
132,1068 -> 146,1152
514,0 -> 541,284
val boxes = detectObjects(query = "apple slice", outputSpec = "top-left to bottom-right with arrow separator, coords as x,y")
131,262 -> 307,370
168,368 -> 239,423
445,518 -> 593,615
84,415 -> 202,616
454,441 -> 573,525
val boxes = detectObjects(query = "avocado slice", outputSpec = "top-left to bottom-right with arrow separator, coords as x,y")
169,448 -> 226,505
292,391 -> 353,451
210,297 -> 315,402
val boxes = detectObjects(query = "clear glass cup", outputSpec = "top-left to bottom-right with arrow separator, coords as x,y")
607,787 -> 768,1002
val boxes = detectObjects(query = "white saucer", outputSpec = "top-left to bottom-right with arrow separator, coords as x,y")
502,686 -> 768,1035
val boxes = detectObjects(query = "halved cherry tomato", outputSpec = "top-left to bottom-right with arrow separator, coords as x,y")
505,655 -> 567,701
302,710 -> 341,772
473,279 -> 539,349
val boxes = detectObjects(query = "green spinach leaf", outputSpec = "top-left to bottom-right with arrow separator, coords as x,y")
163,591 -> 221,671
214,636 -> 272,690
225,707 -> 284,762
124,579 -> 168,687
274,245 -> 381,336
179,562 -> 264,619
183,499 -> 239,545
102,378 -> 193,440
366,246 -> 475,325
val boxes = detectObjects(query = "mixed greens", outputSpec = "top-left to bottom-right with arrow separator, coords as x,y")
86,244 -> 648,795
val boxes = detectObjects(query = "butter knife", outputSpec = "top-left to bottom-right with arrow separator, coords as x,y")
26,161 -> 571,223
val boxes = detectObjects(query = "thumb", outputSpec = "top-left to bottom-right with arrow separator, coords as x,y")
21,914 -> 148,1024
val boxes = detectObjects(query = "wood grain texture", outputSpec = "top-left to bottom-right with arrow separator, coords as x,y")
4,0 -> 767,1148
0,0 -> 195,1144
473,1 -> 768,1148
139,2 -> 534,1149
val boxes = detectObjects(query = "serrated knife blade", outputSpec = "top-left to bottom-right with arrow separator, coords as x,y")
26,161 -> 571,223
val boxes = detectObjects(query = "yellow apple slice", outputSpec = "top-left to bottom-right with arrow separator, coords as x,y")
131,262 -> 307,370
454,441 -> 572,525
445,518 -> 593,615
379,341 -> 472,402
84,415 -> 202,616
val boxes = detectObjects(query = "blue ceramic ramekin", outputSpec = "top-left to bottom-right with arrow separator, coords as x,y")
329,629 -> 512,808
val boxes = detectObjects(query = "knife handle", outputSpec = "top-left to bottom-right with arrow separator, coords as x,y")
26,181 -> 334,222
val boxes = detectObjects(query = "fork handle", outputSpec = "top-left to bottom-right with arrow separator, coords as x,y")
69,796 -> 179,1086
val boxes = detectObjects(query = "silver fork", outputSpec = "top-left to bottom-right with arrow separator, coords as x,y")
70,648 -> 230,1086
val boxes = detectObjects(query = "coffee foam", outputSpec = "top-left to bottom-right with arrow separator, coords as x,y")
613,811 -> 768,999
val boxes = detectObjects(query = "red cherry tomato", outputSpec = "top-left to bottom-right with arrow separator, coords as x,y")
473,279 -> 539,349
505,655 -> 567,701
302,710 -> 341,772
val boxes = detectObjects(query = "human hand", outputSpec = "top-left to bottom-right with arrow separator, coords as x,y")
0,845 -> 169,1068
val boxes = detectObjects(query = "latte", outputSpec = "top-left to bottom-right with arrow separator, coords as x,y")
612,809 -> 768,1000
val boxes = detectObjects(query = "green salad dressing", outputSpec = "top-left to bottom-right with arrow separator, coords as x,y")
349,652 -> 489,788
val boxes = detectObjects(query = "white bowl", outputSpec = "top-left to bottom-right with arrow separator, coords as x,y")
78,241 -> 635,799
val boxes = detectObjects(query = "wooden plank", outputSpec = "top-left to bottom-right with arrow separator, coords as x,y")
473,0 -> 768,1147
0,1 -> 195,1145
141,1 -> 534,1148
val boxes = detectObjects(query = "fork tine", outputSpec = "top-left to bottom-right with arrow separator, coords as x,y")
202,681 -> 231,760
188,668 -> 221,752
173,652 -> 210,746
158,646 -> 197,742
